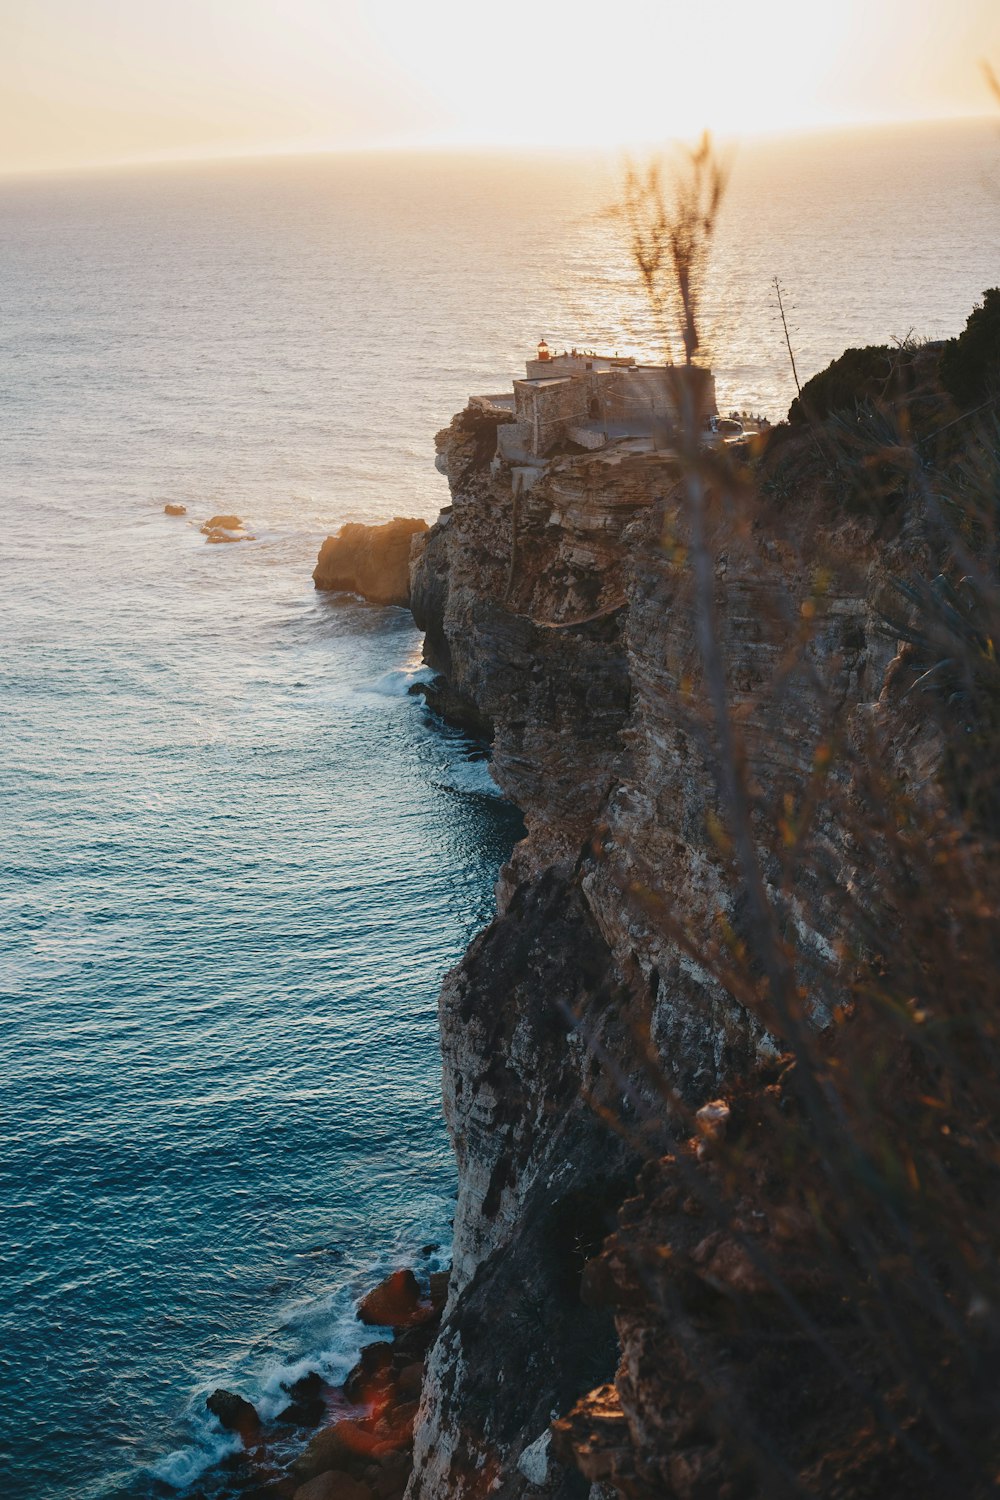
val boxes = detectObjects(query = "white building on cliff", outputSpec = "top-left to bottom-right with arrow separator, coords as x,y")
473,340 -> 719,465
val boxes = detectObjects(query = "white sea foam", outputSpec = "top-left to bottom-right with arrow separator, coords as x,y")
150,1419 -> 241,1491
434,756 -> 503,799
146,1230 -> 454,1491
361,666 -> 436,698
254,1303 -> 387,1422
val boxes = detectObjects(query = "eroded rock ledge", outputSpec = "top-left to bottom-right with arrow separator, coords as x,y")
403,400 -> 924,1499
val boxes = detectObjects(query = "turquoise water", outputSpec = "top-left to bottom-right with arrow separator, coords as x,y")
1,123 -> 998,1499
1,504 -> 524,1497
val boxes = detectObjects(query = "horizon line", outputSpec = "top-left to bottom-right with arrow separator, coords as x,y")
1,108 -> 994,185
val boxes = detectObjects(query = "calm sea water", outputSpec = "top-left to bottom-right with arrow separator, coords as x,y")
1,120 -> 998,1500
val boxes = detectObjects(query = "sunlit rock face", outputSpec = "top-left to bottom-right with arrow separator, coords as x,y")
313,516 -> 429,607
407,403 -> 916,1499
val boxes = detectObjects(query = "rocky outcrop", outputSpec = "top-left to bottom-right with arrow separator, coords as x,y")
314,518 -> 429,607
206,1388 -> 262,1447
358,1270 -> 435,1330
405,400 -> 924,1498
196,1264 -> 447,1499
288,1274 -> 444,1500
201,513 -> 254,543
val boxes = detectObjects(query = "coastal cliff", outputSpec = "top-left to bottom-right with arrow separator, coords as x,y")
404,398 -> 943,1498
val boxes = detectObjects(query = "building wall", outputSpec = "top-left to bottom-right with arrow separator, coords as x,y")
509,364 -> 718,457
514,377 -> 591,455
525,354 -> 633,381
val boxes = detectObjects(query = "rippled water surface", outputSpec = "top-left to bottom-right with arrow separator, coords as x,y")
1,121 -> 998,1500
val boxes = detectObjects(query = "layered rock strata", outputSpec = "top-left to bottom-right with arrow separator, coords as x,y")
405,402 -> 921,1498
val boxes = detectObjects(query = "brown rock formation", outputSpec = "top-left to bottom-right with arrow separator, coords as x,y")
200,513 -> 254,543
202,513 -> 243,532
314,518 -> 429,607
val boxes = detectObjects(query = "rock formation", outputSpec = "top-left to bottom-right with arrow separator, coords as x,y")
403,396 -> 948,1498
200,1264 -> 448,1500
206,1388 -> 262,1447
201,513 -> 254,543
314,518 -> 429,607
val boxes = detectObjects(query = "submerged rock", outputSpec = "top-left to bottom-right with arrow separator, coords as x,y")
163,502 -> 187,516
313,518 -> 428,607
199,512 -> 253,544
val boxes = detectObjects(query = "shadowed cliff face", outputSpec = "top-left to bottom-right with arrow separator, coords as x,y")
406,404 -> 921,1499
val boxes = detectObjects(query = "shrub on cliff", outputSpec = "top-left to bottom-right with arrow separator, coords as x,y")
939,286 -> 1000,410
788,342 -> 921,423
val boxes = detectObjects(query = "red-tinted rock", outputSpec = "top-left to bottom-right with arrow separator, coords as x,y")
357,1270 -> 431,1329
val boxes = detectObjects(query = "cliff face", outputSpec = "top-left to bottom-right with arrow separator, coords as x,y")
406,404 -> 922,1499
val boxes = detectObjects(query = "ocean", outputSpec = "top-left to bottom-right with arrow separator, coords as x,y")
1,119 -> 997,1500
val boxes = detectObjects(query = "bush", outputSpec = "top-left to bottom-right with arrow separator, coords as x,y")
939,287 -> 1000,410
788,343 -> 921,424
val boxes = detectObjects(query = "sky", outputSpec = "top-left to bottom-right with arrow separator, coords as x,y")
2,0 -> 999,175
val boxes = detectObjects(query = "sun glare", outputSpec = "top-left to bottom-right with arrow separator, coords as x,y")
1,0 -> 998,173
368,0 -> 858,147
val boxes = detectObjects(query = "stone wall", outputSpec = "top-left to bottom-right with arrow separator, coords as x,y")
511,366 -> 716,456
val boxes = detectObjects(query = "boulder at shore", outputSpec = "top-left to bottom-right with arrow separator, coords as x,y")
313,518 -> 428,608
356,1268 -> 432,1329
205,1387 -> 262,1446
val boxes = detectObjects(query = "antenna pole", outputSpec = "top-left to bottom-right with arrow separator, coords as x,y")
773,277 -> 802,398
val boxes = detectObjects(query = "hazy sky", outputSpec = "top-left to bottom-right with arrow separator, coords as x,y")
2,0 -> 999,174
